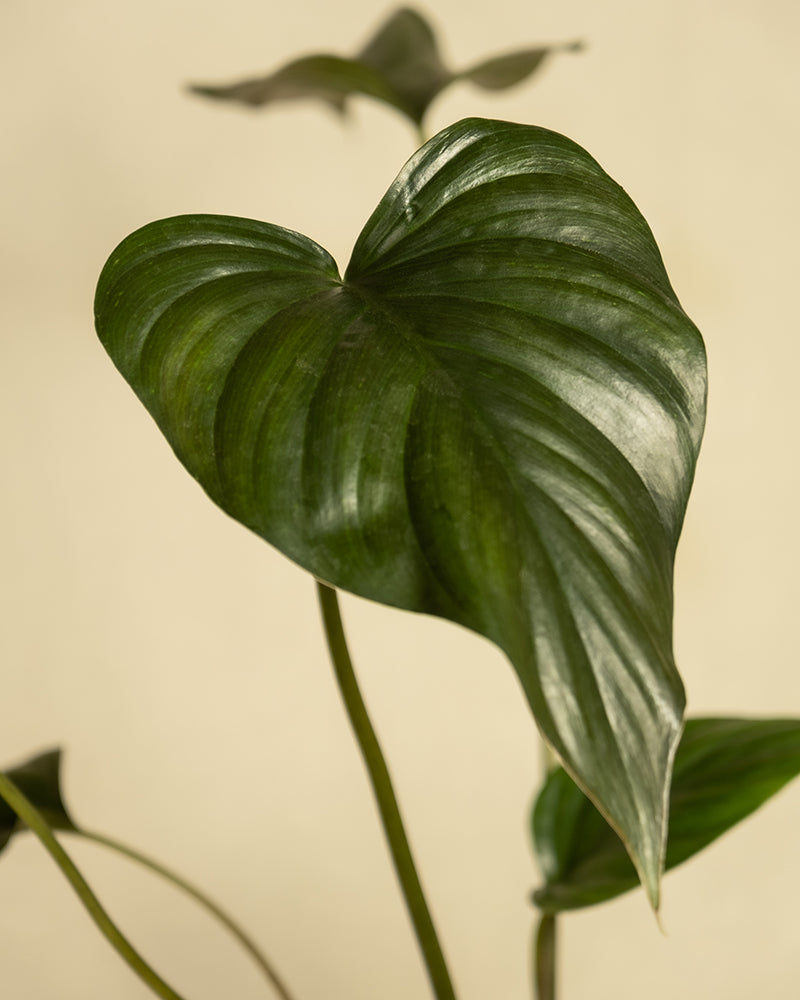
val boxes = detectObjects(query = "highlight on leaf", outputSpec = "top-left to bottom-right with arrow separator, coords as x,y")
94,117 -> 706,909
531,717 -> 800,913
189,7 -> 582,129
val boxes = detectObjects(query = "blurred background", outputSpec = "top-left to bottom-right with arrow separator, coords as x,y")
1,1 -> 799,997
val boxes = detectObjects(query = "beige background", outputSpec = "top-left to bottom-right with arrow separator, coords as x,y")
2,1 -> 799,997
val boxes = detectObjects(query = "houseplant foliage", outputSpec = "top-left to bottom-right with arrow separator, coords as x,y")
189,7 -> 582,134
532,717 -> 800,912
2,9 -> 799,1000
0,749 -> 295,1000
93,115 -> 707,912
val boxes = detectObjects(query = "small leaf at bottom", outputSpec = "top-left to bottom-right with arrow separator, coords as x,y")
532,716 -> 800,912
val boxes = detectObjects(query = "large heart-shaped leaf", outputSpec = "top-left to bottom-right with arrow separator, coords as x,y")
95,117 -> 706,907
189,8 -> 581,129
532,717 -> 800,912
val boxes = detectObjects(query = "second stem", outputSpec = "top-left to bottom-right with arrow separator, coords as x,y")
316,582 -> 457,1000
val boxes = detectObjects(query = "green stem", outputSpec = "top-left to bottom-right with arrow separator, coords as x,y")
533,737 -> 558,1000
534,913 -> 556,1000
315,581 -> 457,1000
76,829 -> 297,1000
0,773 -> 186,1000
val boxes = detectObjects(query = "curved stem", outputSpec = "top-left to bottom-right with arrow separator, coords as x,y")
0,773 -> 186,1000
76,828 -> 297,1000
534,913 -> 557,1000
315,581 -> 457,1000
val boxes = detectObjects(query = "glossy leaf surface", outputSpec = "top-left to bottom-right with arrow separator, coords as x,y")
95,118 -> 706,907
190,7 -> 581,128
532,717 -> 800,912
0,749 -> 76,853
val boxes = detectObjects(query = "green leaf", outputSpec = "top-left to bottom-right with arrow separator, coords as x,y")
459,45 -> 581,92
189,8 -> 581,128
190,55 -> 418,122
532,717 -> 800,912
0,748 -> 76,853
94,117 -> 706,908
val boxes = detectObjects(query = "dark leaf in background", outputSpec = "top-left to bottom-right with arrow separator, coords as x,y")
0,749 -> 76,855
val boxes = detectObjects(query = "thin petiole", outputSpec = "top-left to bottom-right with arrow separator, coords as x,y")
534,913 -> 557,1000
316,581 -> 458,1000
533,738 -> 558,1000
0,773 -> 186,1000
76,828 -> 298,1000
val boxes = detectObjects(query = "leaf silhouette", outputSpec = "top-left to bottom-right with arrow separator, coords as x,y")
189,8 -> 582,128
0,749 -> 76,854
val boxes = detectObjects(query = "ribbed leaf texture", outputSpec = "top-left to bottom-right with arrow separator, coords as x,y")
95,118 -> 707,907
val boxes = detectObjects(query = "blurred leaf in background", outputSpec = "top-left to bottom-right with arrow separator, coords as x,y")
189,7 -> 582,129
